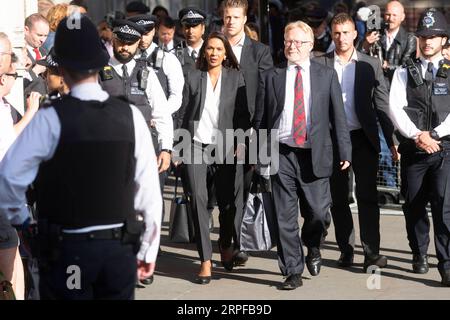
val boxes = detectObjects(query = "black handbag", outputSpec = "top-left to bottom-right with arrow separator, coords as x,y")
169,175 -> 195,243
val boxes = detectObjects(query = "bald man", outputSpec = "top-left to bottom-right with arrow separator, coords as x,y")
358,0 -> 416,86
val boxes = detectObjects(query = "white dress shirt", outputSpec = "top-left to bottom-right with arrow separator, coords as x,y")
385,28 -> 399,52
0,99 -> 16,161
194,72 -> 222,144
334,50 -> 361,131
188,40 -> 204,59
231,33 -> 246,64
0,82 -> 162,263
139,42 -> 185,115
109,56 -> 174,150
278,60 -> 312,148
389,54 -> 450,139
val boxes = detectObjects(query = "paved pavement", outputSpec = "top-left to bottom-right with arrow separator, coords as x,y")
136,180 -> 449,300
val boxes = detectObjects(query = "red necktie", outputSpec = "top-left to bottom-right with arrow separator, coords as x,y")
34,47 -> 41,61
293,66 -> 306,146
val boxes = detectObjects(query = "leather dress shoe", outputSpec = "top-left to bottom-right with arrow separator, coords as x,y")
337,252 -> 354,267
195,275 -> 211,285
440,270 -> 450,287
280,274 -> 303,290
363,254 -> 388,272
140,275 -> 154,285
306,252 -> 322,276
412,254 -> 429,274
219,243 -> 234,271
233,250 -> 249,267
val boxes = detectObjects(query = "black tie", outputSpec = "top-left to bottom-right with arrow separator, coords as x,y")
141,50 -> 148,59
122,64 -> 129,78
425,62 -> 434,81
191,49 -> 197,61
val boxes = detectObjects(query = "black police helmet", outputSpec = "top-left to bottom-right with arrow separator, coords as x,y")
416,8 -> 449,38
127,14 -> 156,33
178,7 -> 206,27
112,19 -> 144,43
54,15 -> 109,71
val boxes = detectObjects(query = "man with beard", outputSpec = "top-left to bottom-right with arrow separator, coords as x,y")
99,19 -> 173,174
389,8 -> 450,286
128,14 -> 184,123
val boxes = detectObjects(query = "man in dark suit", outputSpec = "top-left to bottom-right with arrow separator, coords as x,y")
24,13 -> 49,96
314,13 -> 396,271
253,21 -> 351,290
221,0 -> 273,266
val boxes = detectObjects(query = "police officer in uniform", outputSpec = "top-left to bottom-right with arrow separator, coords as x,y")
36,48 -> 69,104
99,19 -> 173,172
128,14 -> 184,123
389,8 -> 450,286
0,15 -> 163,299
176,7 -> 206,77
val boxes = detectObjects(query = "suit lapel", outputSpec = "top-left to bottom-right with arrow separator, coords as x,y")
273,68 -> 286,121
218,68 -> 228,129
354,52 -> 363,116
196,72 -> 207,120
240,36 -> 252,66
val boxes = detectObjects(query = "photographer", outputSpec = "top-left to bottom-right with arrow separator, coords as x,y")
358,0 -> 416,87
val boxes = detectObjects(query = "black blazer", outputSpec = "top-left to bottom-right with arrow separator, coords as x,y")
313,51 -> 394,152
178,67 -> 251,161
253,60 -> 352,178
239,37 -> 273,120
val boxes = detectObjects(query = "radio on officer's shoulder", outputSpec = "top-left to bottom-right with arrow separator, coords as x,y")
405,58 -> 423,87
176,42 -> 185,66
154,47 -> 164,69
138,67 -> 149,91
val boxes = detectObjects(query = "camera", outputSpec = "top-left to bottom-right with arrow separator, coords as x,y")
357,6 -> 389,35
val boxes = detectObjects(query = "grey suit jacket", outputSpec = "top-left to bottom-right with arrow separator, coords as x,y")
313,51 -> 394,152
253,60 -> 352,178
178,67 -> 251,161
239,36 -> 273,120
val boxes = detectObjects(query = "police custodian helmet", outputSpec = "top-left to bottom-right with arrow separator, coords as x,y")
54,15 -> 109,71
416,8 -> 449,38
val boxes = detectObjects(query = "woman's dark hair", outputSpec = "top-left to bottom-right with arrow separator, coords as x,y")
196,32 -> 239,71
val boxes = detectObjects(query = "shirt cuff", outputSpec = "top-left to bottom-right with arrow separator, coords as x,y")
433,125 -> 448,139
6,205 -> 30,226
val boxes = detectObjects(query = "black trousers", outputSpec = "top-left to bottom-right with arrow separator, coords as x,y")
401,148 -> 450,272
39,239 -> 137,300
272,145 -> 331,276
183,144 -> 244,261
330,129 -> 380,256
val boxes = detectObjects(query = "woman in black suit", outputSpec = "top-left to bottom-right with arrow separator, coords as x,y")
176,32 -> 250,284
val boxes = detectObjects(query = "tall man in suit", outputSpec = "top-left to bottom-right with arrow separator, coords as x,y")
221,0 -> 273,266
314,13 -> 396,271
24,13 -> 50,96
253,21 -> 351,290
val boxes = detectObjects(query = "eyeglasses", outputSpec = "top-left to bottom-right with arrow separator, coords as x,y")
284,40 -> 312,48
3,72 -> 19,80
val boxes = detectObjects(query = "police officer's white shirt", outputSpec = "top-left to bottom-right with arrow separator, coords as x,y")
389,54 -> 450,139
188,40 -> 204,58
139,42 -> 185,115
231,33 -> 246,64
0,82 -> 162,263
109,56 -> 174,150
334,49 -> 361,131
0,99 -> 16,161
193,71 -> 222,144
